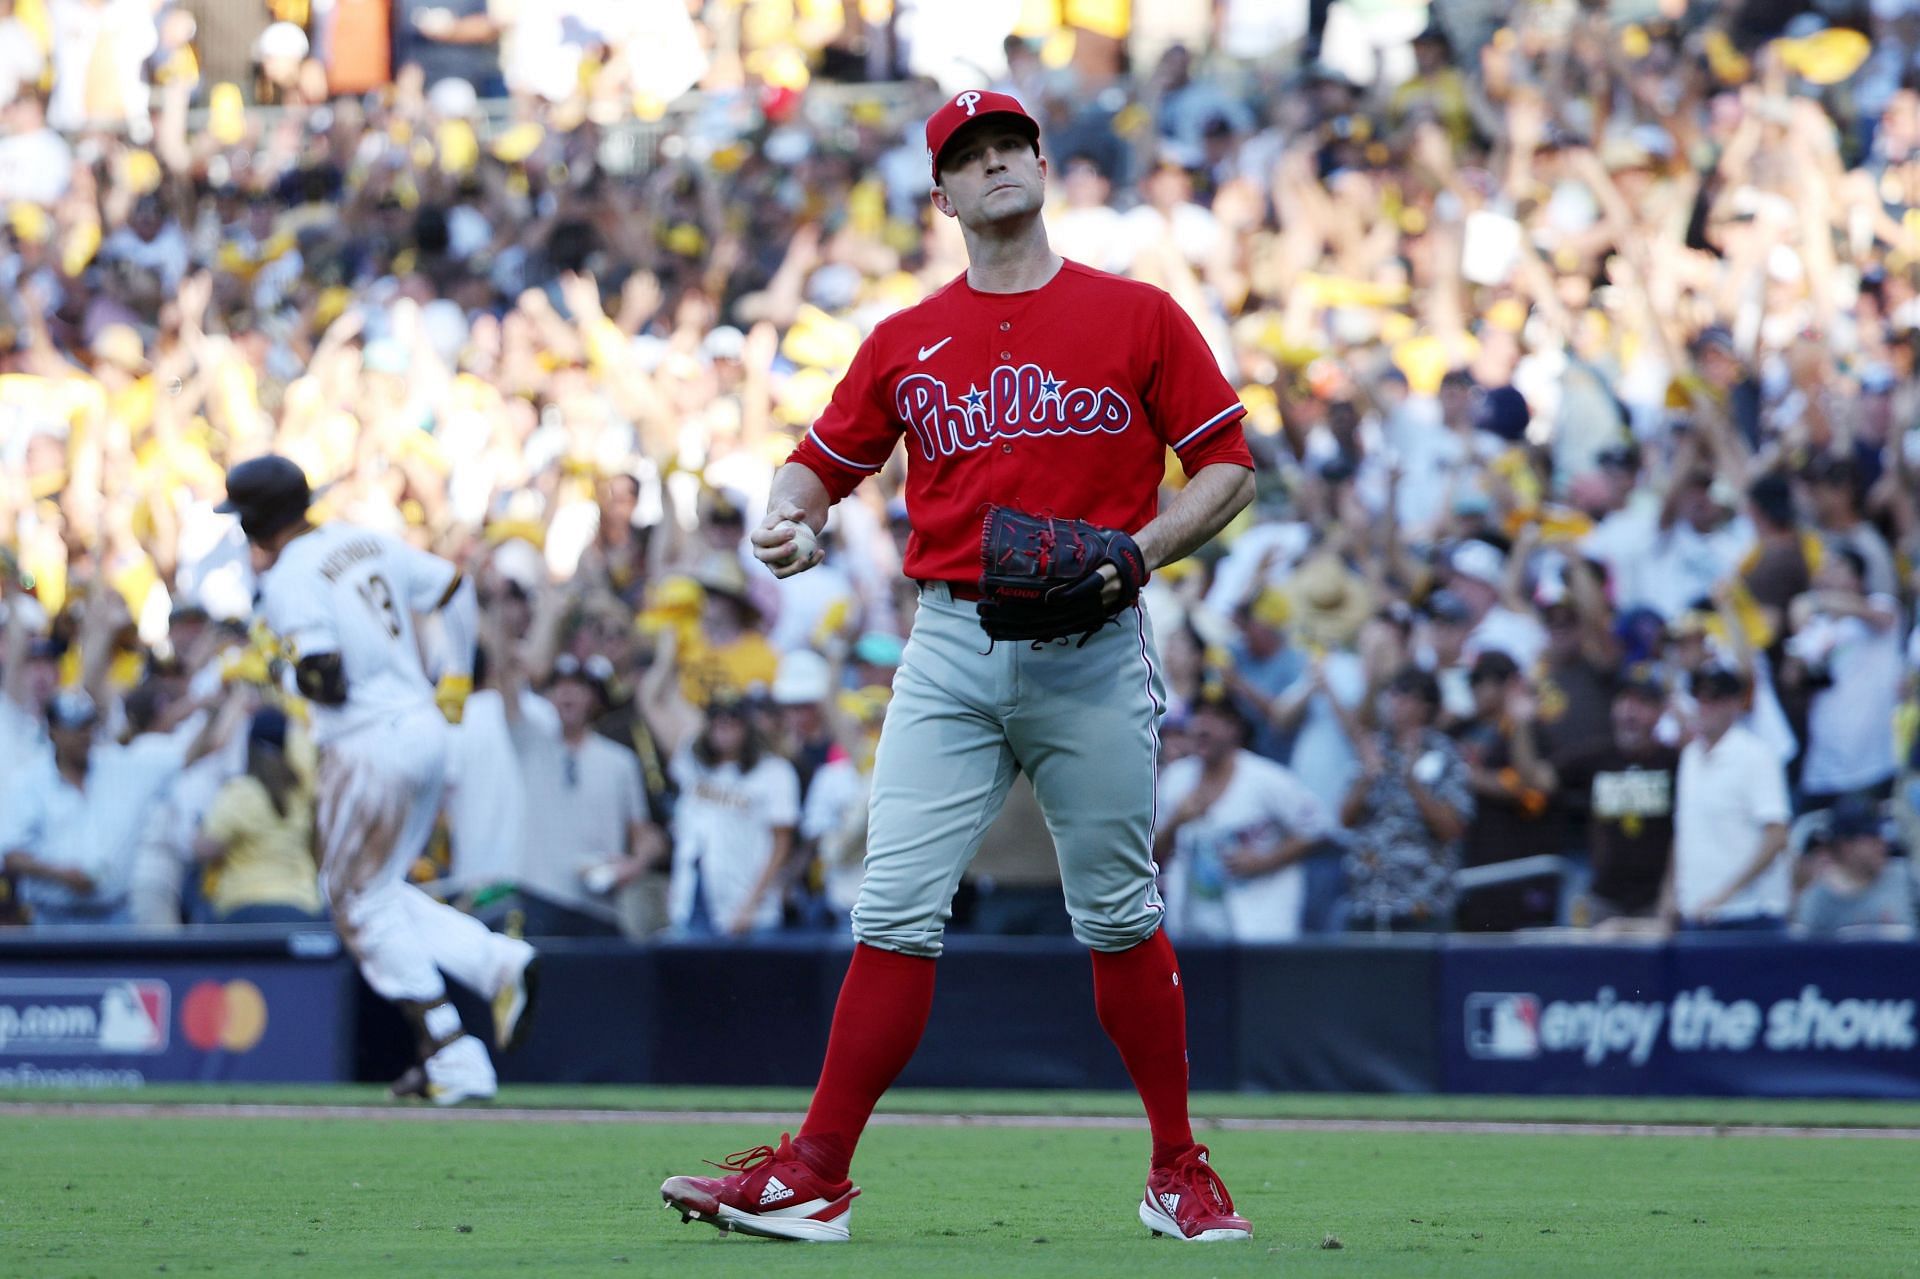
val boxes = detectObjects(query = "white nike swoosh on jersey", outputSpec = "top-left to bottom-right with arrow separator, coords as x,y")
917,337 -> 953,360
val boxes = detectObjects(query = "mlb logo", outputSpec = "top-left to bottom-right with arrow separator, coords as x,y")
102,981 -> 170,1053
1465,993 -> 1541,1060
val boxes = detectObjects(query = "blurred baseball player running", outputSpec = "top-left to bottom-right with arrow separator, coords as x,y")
662,91 -> 1256,1243
221,455 -> 538,1103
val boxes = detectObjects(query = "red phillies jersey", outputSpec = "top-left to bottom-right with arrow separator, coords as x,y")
788,260 -> 1252,585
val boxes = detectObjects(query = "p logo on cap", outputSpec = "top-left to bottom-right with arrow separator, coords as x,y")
925,89 -> 1041,180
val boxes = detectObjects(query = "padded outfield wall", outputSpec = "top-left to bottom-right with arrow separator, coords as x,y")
2,932 -> 1916,1097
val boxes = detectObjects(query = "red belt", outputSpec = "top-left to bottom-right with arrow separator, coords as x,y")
920,580 -> 984,601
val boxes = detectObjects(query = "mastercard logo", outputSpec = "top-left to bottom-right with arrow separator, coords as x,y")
180,980 -> 268,1053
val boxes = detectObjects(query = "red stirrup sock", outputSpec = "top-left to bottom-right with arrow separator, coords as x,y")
794,943 -> 937,1183
1091,926 -> 1196,1168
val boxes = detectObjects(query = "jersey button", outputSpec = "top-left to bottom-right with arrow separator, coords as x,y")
999,321 -> 1010,331
1002,444 -> 1012,453
1000,350 -> 1011,359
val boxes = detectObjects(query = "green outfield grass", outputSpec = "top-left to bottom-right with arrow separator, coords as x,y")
6,1083 -> 1920,1128
3,1089 -> 1919,1277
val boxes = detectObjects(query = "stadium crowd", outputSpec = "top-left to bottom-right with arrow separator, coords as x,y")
1,0 -> 1918,943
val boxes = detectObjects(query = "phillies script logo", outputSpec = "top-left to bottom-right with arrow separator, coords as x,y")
895,364 -> 1133,461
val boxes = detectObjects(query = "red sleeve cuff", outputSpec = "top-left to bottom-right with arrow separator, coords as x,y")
1173,405 -> 1252,473
787,433 -> 876,502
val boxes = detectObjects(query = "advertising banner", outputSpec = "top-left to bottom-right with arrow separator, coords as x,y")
1440,940 -> 1920,1098
1662,941 -> 1920,1098
1443,941 -> 1668,1094
0,956 -> 353,1087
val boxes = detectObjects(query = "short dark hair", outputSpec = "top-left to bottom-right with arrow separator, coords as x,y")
1387,664 -> 1442,709
1616,668 -> 1666,704
1468,651 -> 1520,685
1747,471 -> 1795,529
1693,663 -> 1747,701
692,696 -> 767,771
1191,695 -> 1254,744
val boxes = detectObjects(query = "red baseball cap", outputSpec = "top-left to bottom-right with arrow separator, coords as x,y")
925,90 -> 1041,181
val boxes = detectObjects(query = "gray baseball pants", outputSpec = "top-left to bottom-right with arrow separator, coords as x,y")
852,583 -> 1167,956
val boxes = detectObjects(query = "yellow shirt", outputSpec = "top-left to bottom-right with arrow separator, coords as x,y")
200,777 -> 321,916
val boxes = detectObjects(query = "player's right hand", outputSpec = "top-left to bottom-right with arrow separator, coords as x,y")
750,504 -> 824,580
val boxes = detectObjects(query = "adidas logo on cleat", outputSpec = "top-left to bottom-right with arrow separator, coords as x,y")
1159,1192 -> 1181,1216
760,1177 -> 796,1206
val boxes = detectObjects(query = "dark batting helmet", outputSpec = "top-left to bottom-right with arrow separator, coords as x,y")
217,455 -> 311,542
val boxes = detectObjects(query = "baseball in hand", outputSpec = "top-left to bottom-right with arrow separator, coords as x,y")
779,521 -> 819,565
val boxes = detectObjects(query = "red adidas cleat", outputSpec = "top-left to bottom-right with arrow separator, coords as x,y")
661,1133 -> 859,1243
1139,1144 -> 1254,1242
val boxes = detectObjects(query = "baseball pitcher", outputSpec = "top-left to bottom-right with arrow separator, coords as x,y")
663,91 -> 1257,1243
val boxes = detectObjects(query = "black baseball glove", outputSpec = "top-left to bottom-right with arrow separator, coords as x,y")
977,506 -> 1149,645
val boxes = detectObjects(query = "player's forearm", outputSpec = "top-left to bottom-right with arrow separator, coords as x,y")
768,463 -> 833,533
1134,464 -> 1254,571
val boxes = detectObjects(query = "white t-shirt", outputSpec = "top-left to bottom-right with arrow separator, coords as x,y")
46,0 -> 154,131
1584,508 -> 1753,621
1674,723 -> 1792,921
0,694 -> 48,783
1121,201 -> 1222,270
668,745 -> 800,933
1156,750 -> 1328,943
0,18 -> 45,108
1200,520 -> 1314,617
1051,204 -> 1133,275
769,559 -> 858,655
128,729 -> 241,926
256,524 -> 456,744
511,697 -> 645,916
443,688 -> 538,891
1791,600 -> 1904,794
0,127 -> 74,206
1379,402 -> 1504,535
801,756 -> 869,916
0,735 -> 189,915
